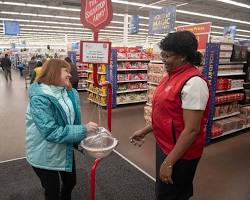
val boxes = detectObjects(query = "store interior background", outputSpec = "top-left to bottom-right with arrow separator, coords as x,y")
0,0 -> 250,200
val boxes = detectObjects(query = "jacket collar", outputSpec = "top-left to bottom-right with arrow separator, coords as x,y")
168,63 -> 195,76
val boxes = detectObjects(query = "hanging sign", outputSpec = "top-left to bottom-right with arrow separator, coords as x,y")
177,22 -> 211,51
224,25 -> 237,40
80,41 -> 111,64
148,6 -> 176,35
202,43 -> 220,144
129,15 -> 140,34
80,0 -> 113,33
68,51 -> 77,64
3,20 -> 20,36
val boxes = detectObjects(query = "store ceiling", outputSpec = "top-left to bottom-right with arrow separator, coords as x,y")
0,0 -> 249,47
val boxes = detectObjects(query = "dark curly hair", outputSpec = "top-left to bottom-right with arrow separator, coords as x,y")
159,31 -> 202,66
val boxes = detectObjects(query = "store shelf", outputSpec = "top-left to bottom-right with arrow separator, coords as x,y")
117,80 -> 147,83
218,72 -> 246,76
117,100 -> 147,105
78,76 -> 88,78
77,88 -> 86,91
117,59 -> 150,62
117,68 -> 148,72
85,70 -> 106,75
117,89 -> 148,94
216,87 -> 244,93
150,60 -> 163,64
86,89 -> 106,97
88,98 -> 107,106
146,103 -> 152,106
212,124 -> 250,139
86,80 -> 93,83
213,112 -> 240,120
148,81 -> 159,86
219,62 -> 247,65
77,70 -> 88,72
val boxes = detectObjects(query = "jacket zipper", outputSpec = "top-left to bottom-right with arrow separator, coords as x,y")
61,90 -> 72,124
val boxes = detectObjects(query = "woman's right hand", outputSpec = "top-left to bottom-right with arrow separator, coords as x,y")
129,129 -> 147,147
86,122 -> 98,136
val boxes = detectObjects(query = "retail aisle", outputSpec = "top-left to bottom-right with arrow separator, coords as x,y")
0,70 -> 250,200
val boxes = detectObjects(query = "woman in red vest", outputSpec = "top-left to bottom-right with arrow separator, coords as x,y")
130,31 -> 210,200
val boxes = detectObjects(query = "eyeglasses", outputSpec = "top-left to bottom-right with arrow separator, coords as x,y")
160,51 -> 176,59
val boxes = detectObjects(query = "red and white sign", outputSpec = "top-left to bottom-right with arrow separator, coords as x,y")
80,0 -> 113,33
176,22 -> 212,51
80,41 -> 111,64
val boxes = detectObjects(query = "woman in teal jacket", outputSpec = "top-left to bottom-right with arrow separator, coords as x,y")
25,59 -> 97,200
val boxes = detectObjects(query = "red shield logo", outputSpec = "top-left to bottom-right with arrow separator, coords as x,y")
80,0 -> 113,33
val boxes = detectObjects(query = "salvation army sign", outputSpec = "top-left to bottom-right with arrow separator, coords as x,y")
80,0 -> 113,33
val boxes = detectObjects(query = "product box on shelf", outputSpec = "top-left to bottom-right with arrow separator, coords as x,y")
211,125 -> 224,137
214,102 -> 240,118
117,83 -> 147,91
117,93 -> 147,104
216,78 -> 231,90
147,85 -> 157,104
115,47 -> 152,60
117,61 -> 149,70
215,93 -> 245,105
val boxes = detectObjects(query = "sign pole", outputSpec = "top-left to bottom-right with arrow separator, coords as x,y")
80,1 -> 113,199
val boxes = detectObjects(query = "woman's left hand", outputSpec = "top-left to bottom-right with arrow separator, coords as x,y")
160,161 -> 173,184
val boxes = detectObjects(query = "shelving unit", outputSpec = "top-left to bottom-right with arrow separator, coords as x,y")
203,42 -> 249,141
143,50 -> 165,124
85,63 -> 110,107
68,49 -> 88,91
113,48 -> 150,107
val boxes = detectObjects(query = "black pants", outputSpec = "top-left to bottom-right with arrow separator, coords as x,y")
32,158 -> 76,200
156,145 -> 200,200
3,68 -> 12,81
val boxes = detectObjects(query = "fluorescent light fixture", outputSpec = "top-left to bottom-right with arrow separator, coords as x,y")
177,10 -> 250,25
1,0 -> 250,27
111,0 -> 160,9
26,3 -> 47,8
2,2 -> 25,6
216,0 -> 250,9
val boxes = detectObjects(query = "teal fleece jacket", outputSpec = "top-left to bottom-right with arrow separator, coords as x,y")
25,83 -> 87,172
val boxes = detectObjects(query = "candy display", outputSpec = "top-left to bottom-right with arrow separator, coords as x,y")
117,83 -> 147,91
214,117 -> 244,132
115,47 -> 152,60
148,63 -> 165,74
147,85 -> 157,104
117,61 -> 148,70
215,93 -> 244,105
214,102 -> 240,118
211,125 -> 224,137
117,73 -> 147,82
217,78 -> 244,90
88,93 -> 107,105
117,93 -> 147,104
218,66 -> 244,74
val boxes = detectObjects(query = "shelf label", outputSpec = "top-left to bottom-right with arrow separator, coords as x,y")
80,41 -> 111,64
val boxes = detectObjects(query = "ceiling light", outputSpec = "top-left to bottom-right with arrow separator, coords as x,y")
177,10 -> 250,25
216,0 -> 250,9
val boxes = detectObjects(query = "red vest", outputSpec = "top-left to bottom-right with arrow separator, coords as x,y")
152,64 -> 209,160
